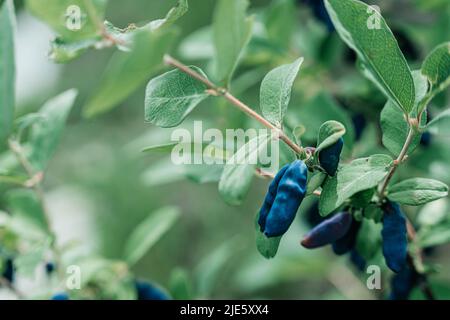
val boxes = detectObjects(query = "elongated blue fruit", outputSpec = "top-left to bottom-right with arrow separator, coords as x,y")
259,160 -> 308,237
318,137 -> 344,176
332,218 -> 361,255
382,202 -> 407,273
301,212 -> 353,248
51,293 -> 69,300
135,280 -> 170,300
389,264 -> 419,300
350,249 -> 366,272
258,164 -> 290,232
2,258 -> 14,283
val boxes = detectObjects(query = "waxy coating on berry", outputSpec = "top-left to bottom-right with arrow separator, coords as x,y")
51,293 -> 69,300
258,164 -> 290,233
382,202 -> 408,273
2,258 -> 14,283
135,280 -> 170,300
301,212 -> 353,249
332,218 -> 361,255
318,137 -> 344,176
45,262 -> 55,275
389,264 -> 419,300
350,249 -> 366,272
259,160 -> 308,238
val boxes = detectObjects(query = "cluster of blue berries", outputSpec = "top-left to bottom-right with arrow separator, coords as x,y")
257,133 -> 421,299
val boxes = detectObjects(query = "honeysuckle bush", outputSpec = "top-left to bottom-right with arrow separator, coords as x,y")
0,0 -> 449,300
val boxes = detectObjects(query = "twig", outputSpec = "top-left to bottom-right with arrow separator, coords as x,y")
163,55 -> 304,156
376,125 -> 436,299
7,139 -> 66,286
378,126 -> 415,198
8,140 -> 53,235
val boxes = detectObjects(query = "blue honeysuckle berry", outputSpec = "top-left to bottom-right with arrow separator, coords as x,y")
45,262 -> 55,275
382,201 -> 408,273
258,164 -> 290,233
389,264 -> 419,300
301,212 -> 353,249
318,137 -> 344,176
2,258 -> 14,283
352,113 -> 366,142
135,280 -> 170,300
332,218 -> 361,255
420,132 -> 432,147
259,160 -> 308,238
299,0 -> 335,32
51,293 -> 69,300
349,249 -> 366,272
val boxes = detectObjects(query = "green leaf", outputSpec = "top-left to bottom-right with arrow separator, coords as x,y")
49,37 -> 100,63
213,0 -> 253,85
218,133 -> 271,205
417,199 -> 448,227
194,238 -> 240,298
145,67 -> 209,128
169,268 -> 192,300
178,26 -> 214,61
418,223 -> 450,248
6,189 -> 48,234
316,120 -> 346,153
141,158 -> 223,187
142,141 -> 230,161
25,0 -> 107,42
146,0 -> 188,30
15,239 -> 50,277
264,0 -> 296,49
380,99 -> 427,157
123,206 -> 180,266
427,109 -> 450,136
363,204 -> 383,223
325,0 -> 415,114
255,212 -> 281,259
387,178 -> 449,206
260,57 -> 303,126
29,89 -> 78,171
0,0 -> 15,149
83,28 -> 176,118
421,42 -> 450,93
319,154 -> 392,216
288,92 -> 355,150
350,188 -> 375,208
355,219 -> 382,261
306,171 -> 327,196
410,70 -> 430,116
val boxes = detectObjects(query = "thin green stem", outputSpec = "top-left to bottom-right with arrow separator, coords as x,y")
7,139 -> 66,286
378,126 -> 415,199
163,55 -> 304,155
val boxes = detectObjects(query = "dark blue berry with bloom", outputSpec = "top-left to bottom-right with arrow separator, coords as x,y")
45,262 -> 55,275
389,264 -> 419,300
135,280 -> 170,300
258,160 -> 308,238
350,249 -> 366,272
318,137 -> 344,176
382,202 -> 408,273
2,258 -> 14,283
52,293 -> 69,300
332,218 -> 361,255
301,212 -> 353,248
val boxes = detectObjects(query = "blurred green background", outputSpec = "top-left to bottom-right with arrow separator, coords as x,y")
3,0 -> 450,299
